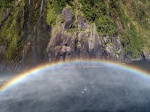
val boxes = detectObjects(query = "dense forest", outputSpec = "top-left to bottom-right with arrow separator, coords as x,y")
0,0 -> 150,70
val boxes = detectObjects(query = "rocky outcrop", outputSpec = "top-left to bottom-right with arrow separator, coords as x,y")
47,7 -> 125,62
0,45 -> 6,55
0,0 -> 49,72
1,9 -> 10,22
140,51 -> 149,61
62,7 -> 74,29
0,9 -> 10,29
1,0 -> 149,72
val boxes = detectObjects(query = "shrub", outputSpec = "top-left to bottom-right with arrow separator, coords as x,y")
95,16 -> 117,36
46,3 -> 56,25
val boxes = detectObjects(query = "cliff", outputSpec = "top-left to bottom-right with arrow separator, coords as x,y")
0,0 -> 150,71
47,7 -> 124,62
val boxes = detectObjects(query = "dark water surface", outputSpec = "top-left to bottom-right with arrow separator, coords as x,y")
0,61 -> 150,112
130,60 -> 150,72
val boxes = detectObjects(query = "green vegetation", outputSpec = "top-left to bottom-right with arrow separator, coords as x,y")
78,0 -> 118,36
46,3 -> 56,25
122,24 -> 143,58
120,0 -> 150,58
0,0 -> 13,9
46,0 -> 74,25
48,0 -> 74,14
78,0 -> 149,58
0,4 -> 24,60
0,0 -> 150,62
95,16 -> 117,36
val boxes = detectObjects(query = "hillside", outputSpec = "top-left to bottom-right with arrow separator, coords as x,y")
0,0 -> 150,71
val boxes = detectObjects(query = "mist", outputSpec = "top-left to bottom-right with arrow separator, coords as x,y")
0,62 -> 150,112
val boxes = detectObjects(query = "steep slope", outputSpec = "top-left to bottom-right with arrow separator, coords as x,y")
46,6 -> 123,62
0,0 -> 149,71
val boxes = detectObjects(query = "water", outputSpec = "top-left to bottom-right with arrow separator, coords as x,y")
0,61 -> 150,112
130,60 -> 150,72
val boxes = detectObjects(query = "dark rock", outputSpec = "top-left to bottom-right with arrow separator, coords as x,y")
0,24 -> 2,29
0,9 -> 10,29
0,45 -> 6,55
47,24 -> 103,61
47,15 -> 126,62
2,9 -> 10,22
47,29 -> 74,62
140,52 -> 149,61
65,20 -> 74,29
78,16 -> 88,29
62,7 -> 74,29
60,45 -> 72,60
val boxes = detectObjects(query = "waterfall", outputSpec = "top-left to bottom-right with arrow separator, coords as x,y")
29,0 -> 30,6
21,0 -> 47,64
32,0 -> 46,63
40,0 -> 44,13
22,49 -> 25,67
32,26 -> 37,63
38,0 -> 44,24
27,0 -> 31,30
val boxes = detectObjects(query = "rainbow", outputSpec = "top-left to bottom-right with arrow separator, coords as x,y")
0,59 -> 150,93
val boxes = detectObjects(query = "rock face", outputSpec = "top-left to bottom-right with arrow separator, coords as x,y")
0,45 -> 6,55
140,51 -> 149,61
62,7 -> 74,29
0,0 -> 49,72
0,9 -> 10,29
1,0 -> 149,72
47,7 -> 125,62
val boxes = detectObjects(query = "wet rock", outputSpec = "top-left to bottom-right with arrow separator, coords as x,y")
23,42 -> 31,55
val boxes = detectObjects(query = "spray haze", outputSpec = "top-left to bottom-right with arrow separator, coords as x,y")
0,61 -> 150,112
